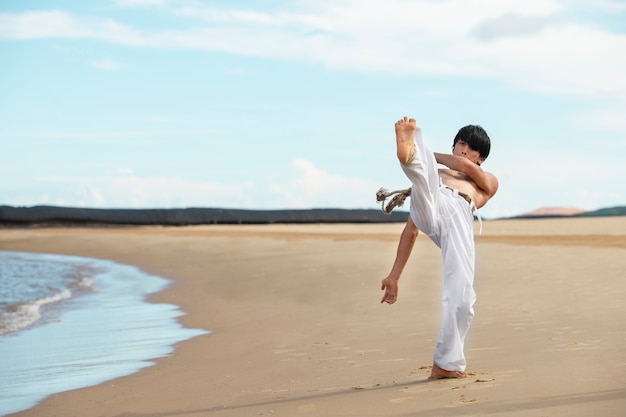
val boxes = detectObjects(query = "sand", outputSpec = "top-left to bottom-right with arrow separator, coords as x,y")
1,217 -> 626,416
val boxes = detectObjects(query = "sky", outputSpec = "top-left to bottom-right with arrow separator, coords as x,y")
1,0 -> 625,219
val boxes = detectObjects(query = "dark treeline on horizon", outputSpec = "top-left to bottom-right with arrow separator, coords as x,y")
0,205 -> 410,226
1,205 -> 625,227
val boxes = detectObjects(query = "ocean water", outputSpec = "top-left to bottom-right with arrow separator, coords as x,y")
0,251 -> 209,416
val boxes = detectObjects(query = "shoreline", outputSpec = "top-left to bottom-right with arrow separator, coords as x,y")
0,252 -> 207,416
2,218 -> 626,416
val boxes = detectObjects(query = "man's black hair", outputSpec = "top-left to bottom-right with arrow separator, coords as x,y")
453,125 -> 491,161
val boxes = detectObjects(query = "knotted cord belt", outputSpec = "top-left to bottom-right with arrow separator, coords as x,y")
376,187 -> 412,213
377,186 -> 482,233
376,186 -> 474,213
443,187 -> 473,206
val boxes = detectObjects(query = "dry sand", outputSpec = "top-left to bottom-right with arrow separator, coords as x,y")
1,217 -> 626,416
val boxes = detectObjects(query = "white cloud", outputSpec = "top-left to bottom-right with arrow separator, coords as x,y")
0,10 -> 77,39
0,10 -> 148,44
3,128 -> 220,141
481,141 -> 626,218
20,174 -> 251,208
570,0 -> 626,13
269,158 -> 376,209
577,100 -> 626,133
1,2 -> 624,99
5,153 -> 622,216
90,58 -> 124,71
112,0 -> 167,7
472,13 -> 560,41
7,159 -> 377,209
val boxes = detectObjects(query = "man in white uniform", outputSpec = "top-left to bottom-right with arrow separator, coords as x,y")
380,116 -> 499,379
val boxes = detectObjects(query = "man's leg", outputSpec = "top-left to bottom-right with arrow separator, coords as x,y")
431,197 -> 477,378
395,117 -> 441,240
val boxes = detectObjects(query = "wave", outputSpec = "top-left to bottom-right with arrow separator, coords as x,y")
0,290 -> 72,336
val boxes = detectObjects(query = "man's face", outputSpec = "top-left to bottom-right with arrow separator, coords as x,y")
453,140 -> 484,165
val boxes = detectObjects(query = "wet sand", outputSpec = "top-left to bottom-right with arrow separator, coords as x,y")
2,217 -> 626,416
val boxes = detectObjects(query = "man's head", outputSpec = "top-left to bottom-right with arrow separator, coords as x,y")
452,125 -> 491,166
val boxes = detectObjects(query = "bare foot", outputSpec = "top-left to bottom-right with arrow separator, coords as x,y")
429,364 -> 467,379
395,116 -> 417,164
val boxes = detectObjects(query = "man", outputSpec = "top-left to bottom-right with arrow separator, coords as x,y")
380,116 -> 498,379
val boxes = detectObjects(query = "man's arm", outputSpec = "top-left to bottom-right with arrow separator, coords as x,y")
434,152 -> 499,197
381,217 -> 419,304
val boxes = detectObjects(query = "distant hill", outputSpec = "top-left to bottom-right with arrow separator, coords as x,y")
574,206 -> 626,217
510,205 -> 626,219
0,205 -> 410,227
519,207 -> 587,217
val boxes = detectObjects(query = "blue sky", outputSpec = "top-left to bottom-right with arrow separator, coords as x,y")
1,0 -> 625,219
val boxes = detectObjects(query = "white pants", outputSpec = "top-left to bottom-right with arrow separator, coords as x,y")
400,128 -> 476,372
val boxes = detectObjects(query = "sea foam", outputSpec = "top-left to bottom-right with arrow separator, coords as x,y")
0,251 -> 208,416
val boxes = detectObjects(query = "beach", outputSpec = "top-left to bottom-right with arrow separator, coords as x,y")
1,217 -> 625,417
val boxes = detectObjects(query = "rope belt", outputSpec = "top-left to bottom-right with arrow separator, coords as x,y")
376,187 -> 412,214
443,186 -> 473,206
376,185 -> 482,234
376,186 -> 474,213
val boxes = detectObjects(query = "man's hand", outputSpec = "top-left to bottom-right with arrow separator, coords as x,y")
381,276 -> 399,304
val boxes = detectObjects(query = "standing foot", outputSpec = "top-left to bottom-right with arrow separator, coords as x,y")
395,116 -> 417,164
429,364 -> 467,379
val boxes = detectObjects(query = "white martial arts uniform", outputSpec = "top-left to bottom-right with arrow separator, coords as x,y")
400,127 -> 477,372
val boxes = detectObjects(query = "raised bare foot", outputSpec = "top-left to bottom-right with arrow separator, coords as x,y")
395,116 -> 417,164
429,364 -> 467,379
